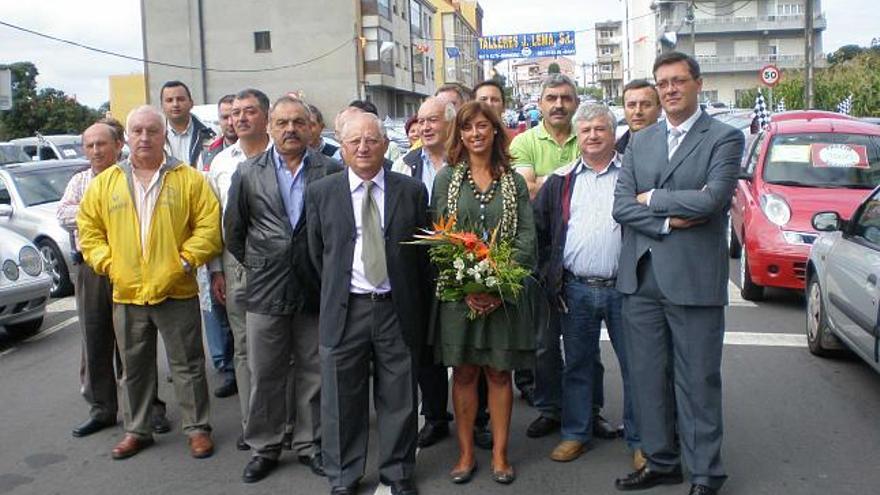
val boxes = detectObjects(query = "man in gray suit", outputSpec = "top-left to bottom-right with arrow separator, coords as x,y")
307,113 -> 430,495
612,52 -> 744,495
225,96 -> 343,483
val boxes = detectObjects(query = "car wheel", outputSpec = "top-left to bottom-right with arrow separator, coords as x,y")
728,221 -> 741,259
805,276 -> 843,357
740,243 -> 764,301
5,316 -> 44,336
37,239 -> 73,298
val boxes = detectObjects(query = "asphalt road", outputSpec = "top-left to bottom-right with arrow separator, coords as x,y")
1,260 -> 879,495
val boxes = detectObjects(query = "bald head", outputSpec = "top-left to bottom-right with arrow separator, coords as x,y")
418,97 -> 455,153
126,105 -> 167,169
334,107 -> 365,140
340,113 -> 388,179
83,123 -> 123,172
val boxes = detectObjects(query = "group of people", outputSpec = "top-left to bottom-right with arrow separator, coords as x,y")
58,51 -> 743,495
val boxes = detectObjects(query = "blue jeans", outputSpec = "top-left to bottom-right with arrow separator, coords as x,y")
560,281 -> 639,448
203,299 -> 234,376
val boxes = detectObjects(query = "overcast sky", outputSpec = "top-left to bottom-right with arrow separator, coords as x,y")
0,0 -> 875,108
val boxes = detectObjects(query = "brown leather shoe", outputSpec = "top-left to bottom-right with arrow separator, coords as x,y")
188,432 -> 214,459
111,434 -> 154,460
633,448 -> 647,470
550,440 -> 585,462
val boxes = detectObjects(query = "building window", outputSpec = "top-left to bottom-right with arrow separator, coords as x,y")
599,30 -> 614,39
254,31 -> 271,53
410,1 -> 422,35
777,3 -> 804,15
364,27 -> 394,76
403,45 -> 410,70
601,64 -> 613,72
600,46 -> 614,56
378,0 -> 390,18
699,90 -> 718,103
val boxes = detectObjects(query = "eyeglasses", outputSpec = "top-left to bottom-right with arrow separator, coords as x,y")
655,77 -> 694,91
343,137 -> 383,149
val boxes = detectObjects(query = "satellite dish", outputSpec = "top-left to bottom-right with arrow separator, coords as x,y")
661,31 -> 678,47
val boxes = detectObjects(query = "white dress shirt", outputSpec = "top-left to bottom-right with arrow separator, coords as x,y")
666,107 -> 703,159
348,167 -> 391,294
132,166 -> 163,257
165,118 -> 193,164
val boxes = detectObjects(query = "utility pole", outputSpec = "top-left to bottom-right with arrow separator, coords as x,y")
688,0 -> 696,56
804,0 -> 815,108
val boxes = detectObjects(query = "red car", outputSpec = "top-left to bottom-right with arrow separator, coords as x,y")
730,111 -> 880,300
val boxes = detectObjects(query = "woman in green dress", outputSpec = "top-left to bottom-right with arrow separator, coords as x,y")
431,101 -> 540,485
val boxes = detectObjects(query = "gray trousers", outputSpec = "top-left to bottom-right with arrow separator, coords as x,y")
113,297 -> 211,438
245,311 -> 320,459
623,257 -> 726,490
76,262 -> 119,422
320,296 -> 417,488
223,250 -> 249,429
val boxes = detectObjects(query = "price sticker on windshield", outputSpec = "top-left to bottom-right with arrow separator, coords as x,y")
811,143 -> 869,169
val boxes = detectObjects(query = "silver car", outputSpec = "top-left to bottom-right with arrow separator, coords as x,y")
0,160 -> 89,297
806,185 -> 880,373
9,135 -> 85,161
0,226 -> 51,335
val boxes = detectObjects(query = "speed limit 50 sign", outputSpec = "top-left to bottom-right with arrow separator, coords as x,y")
760,65 -> 781,87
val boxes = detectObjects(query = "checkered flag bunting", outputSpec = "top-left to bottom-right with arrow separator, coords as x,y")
752,91 -> 771,130
775,97 -> 786,113
837,93 -> 854,115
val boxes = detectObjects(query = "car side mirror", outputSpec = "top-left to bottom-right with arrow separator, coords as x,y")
812,211 -> 841,232
0,204 -> 12,218
737,170 -> 752,180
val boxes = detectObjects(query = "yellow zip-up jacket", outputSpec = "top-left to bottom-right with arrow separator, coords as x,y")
77,157 -> 222,305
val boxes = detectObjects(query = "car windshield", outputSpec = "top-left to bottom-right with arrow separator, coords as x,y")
0,145 -> 30,165
56,143 -> 85,159
763,133 -> 880,189
10,166 -> 85,206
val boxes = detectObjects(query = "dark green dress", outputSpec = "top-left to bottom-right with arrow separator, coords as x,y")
429,165 -> 544,371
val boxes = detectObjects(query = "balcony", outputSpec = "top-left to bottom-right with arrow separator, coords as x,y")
596,36 -> 621,46
695,54 -> 826,73
597,54 -> 621,64
661,13 -> 826,35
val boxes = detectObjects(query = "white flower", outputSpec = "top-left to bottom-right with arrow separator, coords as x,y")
466,252 -> 475,261
485,276 -> 498,288
453,258 -> 465,270
456,271 -> 464,281
474,272 -> 482,282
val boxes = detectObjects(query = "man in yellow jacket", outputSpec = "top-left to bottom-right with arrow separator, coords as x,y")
78,105 -> 223,461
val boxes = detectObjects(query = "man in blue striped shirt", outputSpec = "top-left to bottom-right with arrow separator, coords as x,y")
534,103 -> 639,466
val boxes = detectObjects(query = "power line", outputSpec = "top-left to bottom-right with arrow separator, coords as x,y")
0,19 -> 355,73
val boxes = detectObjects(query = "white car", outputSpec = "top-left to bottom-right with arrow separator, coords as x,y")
0,226 -> 51,335
9,135 -> 85,161
806,185 -> 880,373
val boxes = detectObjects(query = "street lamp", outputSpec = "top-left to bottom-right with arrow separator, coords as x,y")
650,0 -> 696,56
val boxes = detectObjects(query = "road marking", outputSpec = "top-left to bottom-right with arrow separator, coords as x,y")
600,328 -> 805,348
22,316 -> 78,343
728,280 -> 758,307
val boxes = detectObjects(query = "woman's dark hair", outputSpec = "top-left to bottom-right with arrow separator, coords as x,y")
404,114 -> 419,134
447,101 -> 511,179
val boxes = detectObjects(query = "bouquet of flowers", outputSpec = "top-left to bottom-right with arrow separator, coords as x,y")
408,215 -> 530,319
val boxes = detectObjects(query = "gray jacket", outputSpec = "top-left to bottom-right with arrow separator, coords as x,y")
224,148 -> 342,315
612,112 -> 744,306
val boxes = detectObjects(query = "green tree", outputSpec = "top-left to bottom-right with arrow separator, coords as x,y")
548,62 -> 561,74
0,61 -> 101,140
735,50 -> 880,116
826,44 -> 865,65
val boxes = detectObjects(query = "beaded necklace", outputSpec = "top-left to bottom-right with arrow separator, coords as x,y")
447,163 -> 518,242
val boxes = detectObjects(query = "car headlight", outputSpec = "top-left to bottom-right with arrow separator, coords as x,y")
19,246 -> 42,276
760,193 -> 791,227
2,259 -> 19,281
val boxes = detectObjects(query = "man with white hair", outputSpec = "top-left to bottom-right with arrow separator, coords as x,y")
391,97 -> 453,200
533,104 -> 639,465
78,105 -> 223,460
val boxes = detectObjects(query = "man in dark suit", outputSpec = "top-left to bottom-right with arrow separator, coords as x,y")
307,112 -> 430,495
612,52 -> 744,495
225,96 -> 342,483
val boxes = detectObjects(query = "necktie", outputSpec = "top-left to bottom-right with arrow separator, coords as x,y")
361,180 -> 387,286
668,127 -> 684,160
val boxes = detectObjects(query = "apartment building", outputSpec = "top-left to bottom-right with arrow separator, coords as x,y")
510,56 -> 577,103
140,0 -> 440,119
627,0 -> 826,105
595,21 -> 624,101
429,0 -> 484,91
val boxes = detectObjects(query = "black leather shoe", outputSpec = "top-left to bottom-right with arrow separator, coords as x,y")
473,423 -> 493,450
689,484 -> 718,495
72,418 -> 116,437
417,422 -> 449,448
389,479 -> 418,495
526,416 -> 560,438
615,466 -> 684,491
299,452 -> 326,477
236,434 -> 250,451
330,481 -> 359,495
213,376 -> 237,398
282,431 -> 293,450
520,386 -> 535,407
491,465 -> 516,485
593,413 -> 623,439
242,456 -> 278,483
150,413 -> 171,434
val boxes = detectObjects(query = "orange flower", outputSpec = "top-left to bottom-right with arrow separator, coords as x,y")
473,243 -> 491,260
449,231 -> 480,249
433,215 -> 457,234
